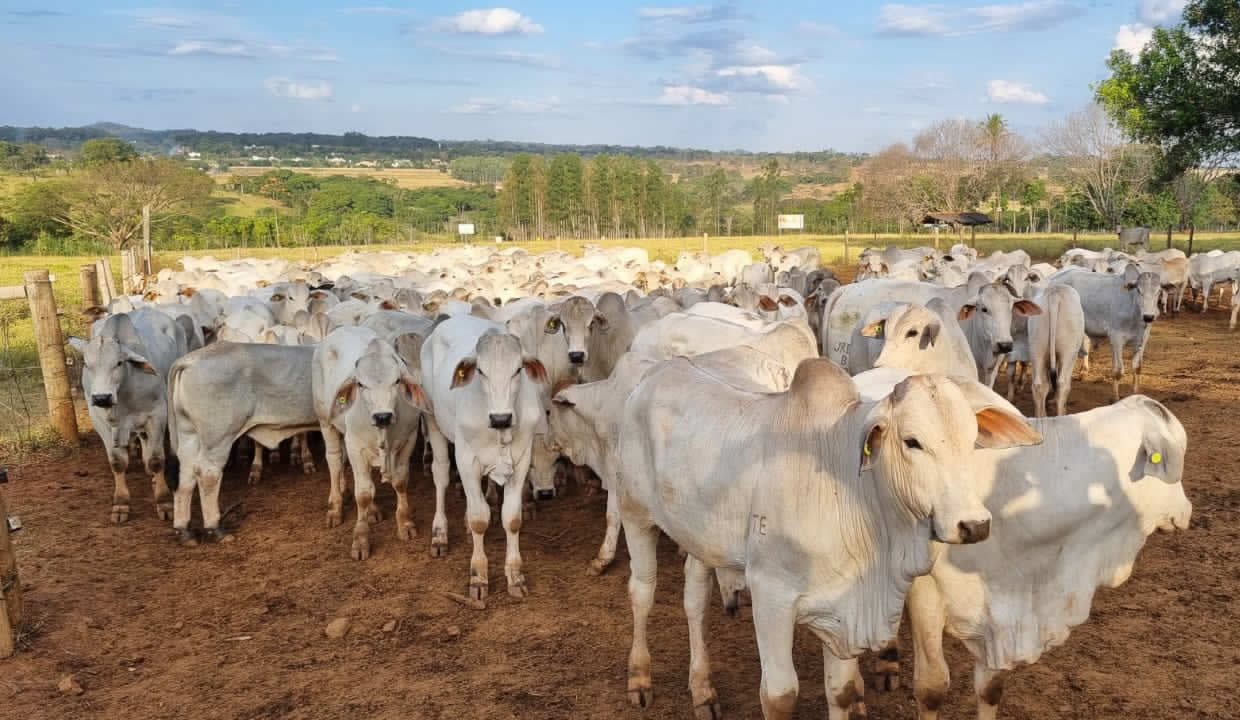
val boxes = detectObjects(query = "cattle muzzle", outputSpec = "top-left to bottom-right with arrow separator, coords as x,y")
568,351 -> 586,365
372,411 -> 394,428
995,341 -> 1014,354
957,518 -> 991,544
489,413 -> 513,429
1142,314 -> 1156,323
91,393 -> 115,409
536,488 -> 556,501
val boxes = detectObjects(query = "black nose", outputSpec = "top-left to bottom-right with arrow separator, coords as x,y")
536,488 -> 555,500
489,413 -> 513,429
1143,314 -> 1155,323
91,393 -> 114,408
372,412 -> 393,427
958,519 -> 991,544
996,341 -> 1013,353
568,351 -> 585,365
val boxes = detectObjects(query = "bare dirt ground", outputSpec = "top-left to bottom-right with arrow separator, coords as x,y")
2,300 -> 1239,720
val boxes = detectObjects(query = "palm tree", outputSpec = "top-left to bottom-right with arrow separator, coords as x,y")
979,114 -> 1009,222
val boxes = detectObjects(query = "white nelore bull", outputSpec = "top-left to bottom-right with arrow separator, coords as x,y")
313,327 -> 427,560
420,315 -> 551,601
1048,264 -> 1161,400
836,393 -> 1191,720
616,355 -> 1041,718
70,308 -> 188,524
167,343 -> 320,543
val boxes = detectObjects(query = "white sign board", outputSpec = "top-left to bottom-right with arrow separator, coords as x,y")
458,223 -> 476,236
777,214 -> 804,231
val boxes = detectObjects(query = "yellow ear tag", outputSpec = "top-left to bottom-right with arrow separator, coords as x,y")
863,442 -> 871,457
457,368 -> 466,380
1151,451 -> 1162,464
337,395 -> 347,407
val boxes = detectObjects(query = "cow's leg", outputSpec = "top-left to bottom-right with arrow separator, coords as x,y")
391,453 -> 415,542
683,554 -> 722,720
1231,294 -> 1239,331
872,637 -> 901,692
197,462 -> 227,542
1016,361 -> 1027,392
420,415 -> 433,473
529,433 -> 556,511
751,589 -> 799,720
140,423 -> 172,521
1108,334 -> 1125,401
458,455 -> 489,601
973,665 -> 1006,720
322,424 -> 346,528
624,522 -> 660,709
1132,326 -> 1152,395
248,444 -> 264,485
1031,357 -> 1049,418
426,417 -> 452,558
269,439 -> 282,466
1077,335 -> 1092,378
107,441 -> 131,524
824,654 -> 866,720
1200,279 -> 1212,311
348,445 -> 375,561
298,432 -> 316,474
1004,361 -> 1017,402
909,584 -> 950,720
586,489 -> 622,576
501,473 -> 527,599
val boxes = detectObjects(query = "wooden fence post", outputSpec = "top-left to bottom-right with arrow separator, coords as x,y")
0,486 -> 21,659
24,270 -> 78,443
96,258 -> 116,304
79,264 -> 100,309
843,229 -> 850,264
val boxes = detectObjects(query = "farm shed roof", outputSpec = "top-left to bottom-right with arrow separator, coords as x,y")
922,212 -> 994,226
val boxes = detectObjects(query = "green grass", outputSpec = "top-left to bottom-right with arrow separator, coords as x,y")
210,190 -> 286,217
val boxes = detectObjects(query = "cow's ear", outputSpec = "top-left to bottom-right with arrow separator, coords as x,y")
1124,282 -> 1137,291
778,295 -> 798,307
590,312 -> 610,333
399,375 -> 429,411
124,350 -> 158,375
920,322 -> 941,348
805,293 -> 820,311
450,357 -> 477,389
523,356 -> 548,384
860,420 -> 885,472
957,303 -> 977,321
1028,272 -> 1042,283
974,406 -> 1042,448
758,296 -> 778,312
1013,299 -> 1042,316
860,319 -> 885,338
331,378 -> 357,418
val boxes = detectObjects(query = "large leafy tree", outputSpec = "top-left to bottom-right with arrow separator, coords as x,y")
76,137 -> 139,167
1096,0 -> 1240,178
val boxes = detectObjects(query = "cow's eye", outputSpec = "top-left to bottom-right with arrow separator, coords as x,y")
905,329 -> 918,338
981,307 -> 990,314
904,438 -> 922,450
271,294 -> 285,301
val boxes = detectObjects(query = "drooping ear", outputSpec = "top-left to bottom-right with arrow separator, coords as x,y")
81,305 -> 108,323
860,319 -> 886,338
544,314 -> 562,334
522,356 -> 549,384
179,287 -> 197,297
1027,271 -> 1042,284
805,293 -> 820,311
393,332 -> 424,371
920,321 -> 941,349
958,302 -> 978,321
310,290 -> 330,299
399,376 -> 429,411
880,262 -> 890,274
591,312 -> 610,333
450,357 -> 477,389
952,379 -> 1042,449
331,377 -> 358,419
551,382 -> 579,407
143,290 -> 159,301
1137,398 -> 1181,483
1012,299 -> 1042,316
860,419 -> 886,472
124,349 -> 158,375
758,296 -> 778,312
778,294 -> 798,307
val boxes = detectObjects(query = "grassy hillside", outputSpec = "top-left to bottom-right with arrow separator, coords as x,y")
217,166 -> 469,190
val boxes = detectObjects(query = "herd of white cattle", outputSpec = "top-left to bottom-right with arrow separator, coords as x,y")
66,238 -> 1235,719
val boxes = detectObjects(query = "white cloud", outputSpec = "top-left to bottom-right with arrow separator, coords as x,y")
169,40 -> 255,57
878,1 -> 1082,37
638,4 -> 738,23
264,77 -> 333,100
716,64 -> 802,91
1138,0 -> 1186,24
432,8 -> 543,35
654,85 -> 729,105
350,103 -> 362,113
986,79 -> 1048,104
447,96 -> 560,114
1114,22 -> 1154,55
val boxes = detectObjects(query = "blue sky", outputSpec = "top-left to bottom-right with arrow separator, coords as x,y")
0,1 -> 1187,151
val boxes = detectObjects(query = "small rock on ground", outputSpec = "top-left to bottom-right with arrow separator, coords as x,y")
325,617 -> 351,639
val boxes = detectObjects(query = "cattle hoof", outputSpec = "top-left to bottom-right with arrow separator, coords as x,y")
366,507 -> 382,524
174,528 -> 198,547
873,661 -> 900,692
397,522 -> 416,541
507,580 -> 528,600
694,699 -> 723,720
154,502 -> 173,522
430,532 -> 448,557
586,557 -> 610,576
326,510 -> 342,528
581,482 -> 599,498
302,461 -> 316,475
469,579 -> 488,602
522,502 -> 537,522
628,687 -> 653,709
248,471 -> 261,486
110,504 -> 130,524
351,539 -> 371,561
203,528 -> 232,544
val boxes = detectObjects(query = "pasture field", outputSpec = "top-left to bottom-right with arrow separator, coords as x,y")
216,166 -> 469,189
0,265 -> 1236,720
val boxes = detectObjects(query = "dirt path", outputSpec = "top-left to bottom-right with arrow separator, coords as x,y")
1,307 -> 1237,720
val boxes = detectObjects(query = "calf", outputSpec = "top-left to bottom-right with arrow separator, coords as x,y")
1026,284 -> 1086,417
